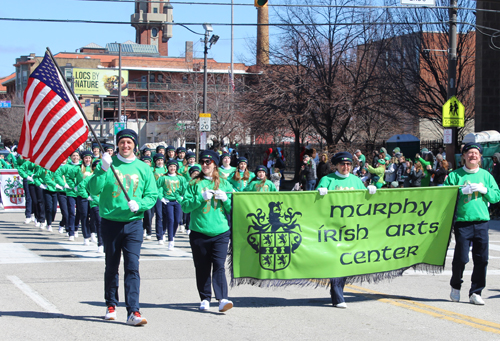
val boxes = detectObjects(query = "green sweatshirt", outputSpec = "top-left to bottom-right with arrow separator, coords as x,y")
219,166 -> 236,180
0,159 -> 12,169
178,177 -> 232,237
417,157 -> 431,187
6,153 -> 18,168
41,169 -> 57,192
243,179 -> 277,192
228,171 -> 255,192
157,173 -> 187,201
32,165 -> 47,188
444,167 -> 500,222
179,163 -> 197,181
76,164 -> 93,198
54,163 -> 80,197
87,156 -> 158,222
366,164 -> 385,185
317,172 -> 367,190
17,160 -> 36,184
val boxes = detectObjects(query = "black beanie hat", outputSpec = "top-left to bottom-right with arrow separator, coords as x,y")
237,156 -> 248,165
199,150 -> 220,165
116,129 -> 138,148
141,156 -> 152,163
153,153 -> 165,162
189,164 -> 201,175
166,159 -> 179,169
333,152 -> 353,165
462,142 -> 483,154
156,145 -> 166,153
80,150 -> 94,159
255,165 -> 268,175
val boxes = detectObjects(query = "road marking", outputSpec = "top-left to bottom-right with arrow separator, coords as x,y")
7,275 -> 61,314
347,285 -> 500,334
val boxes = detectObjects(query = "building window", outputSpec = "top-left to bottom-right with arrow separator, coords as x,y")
152,28 -> 158,38
182,75 -> 188,84
150,73 -> 155,82
157,74 -> 163,82
153,7 -> 158,13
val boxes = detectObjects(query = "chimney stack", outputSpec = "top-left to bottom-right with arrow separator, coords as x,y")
185,41 -> 193,63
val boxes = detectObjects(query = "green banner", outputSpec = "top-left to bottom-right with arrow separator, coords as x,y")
232,187 -> 458,281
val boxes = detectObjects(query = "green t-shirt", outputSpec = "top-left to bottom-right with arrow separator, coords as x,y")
219,166 -> 236,180
243,179 -> 277,192
157,174 -> 187,201
228,171 -> 255,192
444,167 -> 500,222
316,172 -> 366,191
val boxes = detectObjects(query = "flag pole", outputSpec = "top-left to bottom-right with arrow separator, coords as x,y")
46,47 -> 131,202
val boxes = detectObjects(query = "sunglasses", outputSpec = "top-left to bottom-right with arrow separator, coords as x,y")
339,162 -> 352,166
200,159 -> 213,165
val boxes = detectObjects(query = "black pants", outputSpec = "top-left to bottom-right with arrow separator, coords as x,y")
29,184 -> 45,223
57,192 -> 68,227
43,190 -> 57,226
102,218 -> 143,315
143,208 -> 152,236
450,221 -> 489,296
189,229 -> 230,302
23,178 -> 32,218
89,206 -> 103,246
77,196 -> 90,239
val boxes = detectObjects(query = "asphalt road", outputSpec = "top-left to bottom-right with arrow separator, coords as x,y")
1,210 -> 500,340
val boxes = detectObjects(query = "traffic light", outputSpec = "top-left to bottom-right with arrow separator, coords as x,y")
255,0 -> 268,8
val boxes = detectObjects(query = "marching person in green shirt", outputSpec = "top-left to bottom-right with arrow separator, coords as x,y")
317,152 -> 377,309
179,152 -> 197,181
157,159 -> 187,250
444,143 -> 500,305
76,150 -> 95,246
219,152 -> 236,180
228,157 -> 255,191
243,165 -> 277,192
176,150 -> 234,313
88,129 -> 157,326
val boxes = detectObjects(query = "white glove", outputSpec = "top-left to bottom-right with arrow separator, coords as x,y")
64,184 -> 70,189
101,153 -> 112,172
161,198 -> 169,204
55,184 -> 63,190
461,185 -> 472,195
202,190 -> 214,201
40,184 -> 47,190
318,188 -> 328,196
128,200 -> 139,213
367,185 -> 377,195
5,146 -> 10,152
27,176 -> 34,182
214,189 -> 228,202
470,183 -> 488,195
88,196 -> 93,201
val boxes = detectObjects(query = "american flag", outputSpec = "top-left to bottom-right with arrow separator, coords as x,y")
18,51 -> 88,172
229,70 -> 235,92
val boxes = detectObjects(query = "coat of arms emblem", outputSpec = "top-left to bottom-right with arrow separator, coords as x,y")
246,202 -> 302,272
3,175 -> 25,205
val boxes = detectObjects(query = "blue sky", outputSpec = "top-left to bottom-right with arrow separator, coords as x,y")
0,0 -> 263,77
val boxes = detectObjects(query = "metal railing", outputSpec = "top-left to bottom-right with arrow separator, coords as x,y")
128,82 -> 232,92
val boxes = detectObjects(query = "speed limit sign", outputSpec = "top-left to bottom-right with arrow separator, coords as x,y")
199,113 -> 211,132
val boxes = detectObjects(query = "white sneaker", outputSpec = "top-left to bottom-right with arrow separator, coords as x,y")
179,224 -> 185,233
334,302 -> 347,308
39,222 -> 46,230
168,241 -> 174,251
126,311 -> 147,326
58,226 -> 64,234
450,288 -> 460,302
47,225 -> 52,232
469,293 -> 485,305
24,218 -> 31,224
83,238 -> 90,246
186,229 -> 191,235
158,240 -> 164,245
98,246 -> 104,254
68,236 -> 75,241
143,230 -> 147,237
163,235 -> 166,241
35,222 -> 40,228
31,215 -> 36,222
90,233 -> 97,243
199,300 -> 210,311
104,306 -> 116,320
218,299 -> 233,312
145,235 -> 152,240
74,231 -> 79,238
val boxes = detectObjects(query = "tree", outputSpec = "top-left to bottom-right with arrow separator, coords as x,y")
0,95 -> 23,146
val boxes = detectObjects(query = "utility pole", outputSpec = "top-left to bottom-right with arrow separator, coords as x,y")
445,0 -> 458,168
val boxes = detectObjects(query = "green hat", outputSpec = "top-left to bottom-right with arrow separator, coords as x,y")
378,159 -> 386,165
385,155 -> 391,161
393,147 -> 400,153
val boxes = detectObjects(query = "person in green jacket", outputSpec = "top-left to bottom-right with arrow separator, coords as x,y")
243,165 -> 277,192
176,146 -> 186,169
55,150 -> 81,240
219,152 -> 236,180
152,153 -> 166,242
176,150 -> 233,313
317,152 -> 377,308
228,157 -> 254,191
366,159 -> 386,188
179,152 -> 197,181
140,156 -> 153,240
88,159 -> 103,253
157,159 -> 187,250
87,129 -> 157,326
19,160 -> 45,228
445,143 -> 500,305
416,152 -> 433,187
16,156 -> 34,224
76,150 -> 95,246
39,167 -> 58,232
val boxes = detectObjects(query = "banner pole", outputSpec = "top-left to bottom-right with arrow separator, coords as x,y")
46,47 -> 131,202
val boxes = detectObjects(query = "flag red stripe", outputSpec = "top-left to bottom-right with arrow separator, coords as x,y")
28,90 -> 58,139
44,128 -> 88,172
30,98 -> 69,151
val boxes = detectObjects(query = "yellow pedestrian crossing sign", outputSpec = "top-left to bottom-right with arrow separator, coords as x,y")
442,96 -> 464,127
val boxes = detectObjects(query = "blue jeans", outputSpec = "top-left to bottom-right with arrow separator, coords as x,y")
23,178 -> 32,218
143,208 -> 153,236
57,192 -> 68,227
77,196 -> 90,239
153,199 -> 163,241
330,278 -> 347,305
306,179 -> 317,191
102,218 -> 143,315
43,190 -> 57,226
67,196 -> 77,236
163,201 -> 182,242
189,230 -> 230,301
450,221 -> 489,296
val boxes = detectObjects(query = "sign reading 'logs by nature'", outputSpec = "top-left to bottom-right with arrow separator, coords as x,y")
231,187 -> 459,282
